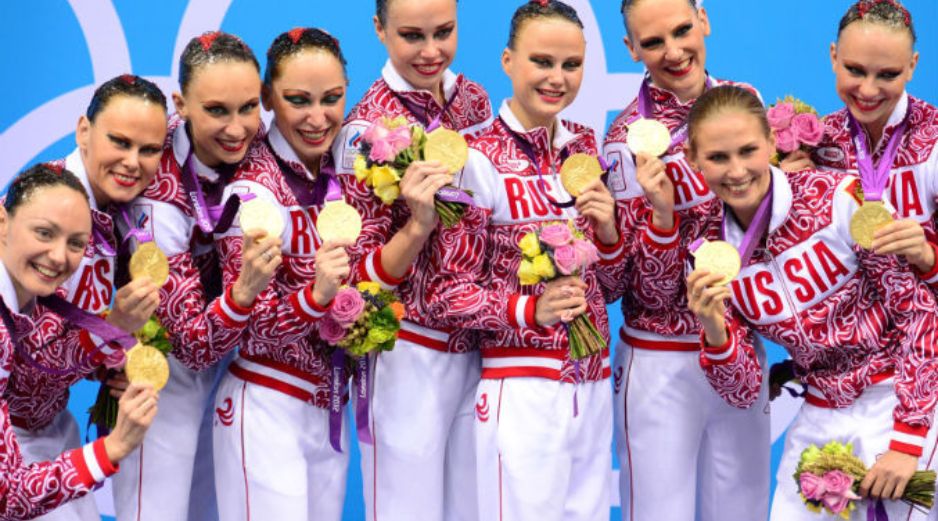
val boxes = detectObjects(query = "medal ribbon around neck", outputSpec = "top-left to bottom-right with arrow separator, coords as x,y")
118,205 -> 153,251
393,84 -> 459,133
629,75 -> 713,152
847,111 -> 908,202
499,116 -> 576,209
268,136 -> 344,206
181,148 -> 255,234
689,181 -> 774,269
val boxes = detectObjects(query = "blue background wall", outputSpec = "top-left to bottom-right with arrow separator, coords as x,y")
1,1 -> 936,519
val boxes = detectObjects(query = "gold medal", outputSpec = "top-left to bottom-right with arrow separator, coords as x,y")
694,240 -> 741,286
317,201 -> 362,243
124,343 -> 169,392
239,198 -> 285,240
129,241 -> 169,287
560,153 -> 603,197
850,200 -> 893,249
627,118 -> 671,157
424,128 -> 469,175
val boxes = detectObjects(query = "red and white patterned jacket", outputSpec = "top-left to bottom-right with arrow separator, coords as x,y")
0,263 -> 118,520
5,150 -> 126,431
663,167 -> 938,457
332,61 -> 493,353
129,117 -> 262,370
427,102 -> 625,383
214,124 -> 378,409
601,77 -> 759,351
814,93 -> 938,289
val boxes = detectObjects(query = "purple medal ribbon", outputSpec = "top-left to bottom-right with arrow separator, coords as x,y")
118,206 -> 153,252
328,349 -> 347,452
867,499 -> 888,520
354,355 -> 373,445
0,295 -> 136,377
91,222 -> 116,257
180,150 -> 251,234
847,112 -> 908,202
630,76 -> 713,152
393,86 -> 459,132
500,116 -> 576,209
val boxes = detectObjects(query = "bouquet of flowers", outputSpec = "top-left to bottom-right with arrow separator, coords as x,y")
89,315 -> 173,432
795,441 -> 935,519
319,281 -> 404,358
517,222 -> 606,360
353,116 -> 472,227
767,96 -> 824,166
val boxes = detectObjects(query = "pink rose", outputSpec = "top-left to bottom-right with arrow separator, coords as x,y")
319,316 -> 347,345
554,245 -> 579,275
821,471 -> 856,496
767,102 -> 795,130
799,472 -> 827,501
820,471 -> 860,515
775,128 -> 799,153
330,288 -> 365,327
369,139 -> 396,163
539,224 -> 573,249
386,126 -> 413,154
573,239 -> 599,269
790,113 -> 824,147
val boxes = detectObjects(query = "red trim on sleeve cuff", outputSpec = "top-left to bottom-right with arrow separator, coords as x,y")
507,294 -> 538,330
699,328 -> 737,365
642,212 -> 680,250
290,284 -> 331,322
70,438 -> 119,488
890,421 -> 928,457
595,229 -> 626,265
214,287 -> 253,328
361,248 -> 408,290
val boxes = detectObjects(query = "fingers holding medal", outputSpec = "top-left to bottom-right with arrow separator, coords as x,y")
129,241 -> 170,288
424,128 -> 469,176
317,201 -> 362,244
239,198 -> 285,241
560,153 -> 603,197
693,240 -> 741,286
124,343 -> 170,392
850,201 -> 893,250
628,118 -> 671,158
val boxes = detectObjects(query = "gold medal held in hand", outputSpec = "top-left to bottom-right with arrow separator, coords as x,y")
560,153 -> 603,197
424,128 -> 469,175
850,200 -> 893,250
317,201 -> 362,243
124,343 -> 169,391
627,118 -> 671,157
239,198 -> 285,240
129,241 -> 169,287
694,240 -> 741,286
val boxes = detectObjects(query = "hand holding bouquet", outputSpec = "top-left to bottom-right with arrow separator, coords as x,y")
795,441 -> 935,519
320,282 -> 404,358
767,96 -> 824,166
353,116 -> 473,227
517,222 -> 606,360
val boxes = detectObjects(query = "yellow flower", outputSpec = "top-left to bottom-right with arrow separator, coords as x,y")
372,165 -> 400,189
354,155 -> 370,184
532,254 -> 555,279
375,184 -> 401,205
357,281 -> 381,295
518,259 -> 541,285
518,232 -> 541,258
